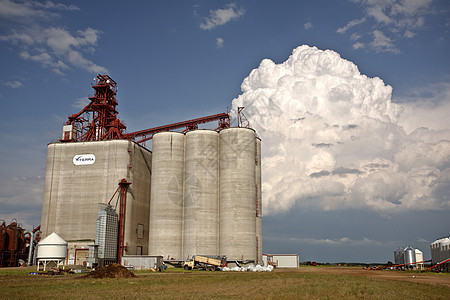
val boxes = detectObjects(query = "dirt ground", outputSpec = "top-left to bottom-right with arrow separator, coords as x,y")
294,266 -> 450,288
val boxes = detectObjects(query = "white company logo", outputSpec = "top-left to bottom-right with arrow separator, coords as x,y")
73,154 -> 96,165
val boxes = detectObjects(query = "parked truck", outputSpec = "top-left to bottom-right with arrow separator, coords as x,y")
182,255 -> 227,271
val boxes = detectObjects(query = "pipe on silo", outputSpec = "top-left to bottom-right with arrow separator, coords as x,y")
183,130 -> 219,259
219,128 -> 257,261
148,132 -> 185,260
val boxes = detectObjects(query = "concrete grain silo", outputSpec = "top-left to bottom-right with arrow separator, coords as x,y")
40,140 -> 152,263
183,130 -> 219,259
40,75 -> 262,266
255,137 -> 263,264
219,128 -> 257,261
148,132 -> 185,260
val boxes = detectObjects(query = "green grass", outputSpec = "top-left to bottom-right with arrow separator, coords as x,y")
0,267 -> 448,299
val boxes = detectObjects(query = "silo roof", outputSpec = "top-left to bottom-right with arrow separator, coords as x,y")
39,232 -> 67,245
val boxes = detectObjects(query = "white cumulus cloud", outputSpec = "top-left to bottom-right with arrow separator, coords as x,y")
397,81 -> 450,134
216,37 -> 224,48
72,97 -> 90,108
231,45 -> 450,216
352,42 -> 365,49
338,0 -> 434,53
0,176 -> 44,230
370,30 -> 400,53
289,237 -> 386,247
2,80 -> 23,88
0,1 -> 106,75
0,0 -> 79,21
337,18 -> 366,33
200,3 -> 245,30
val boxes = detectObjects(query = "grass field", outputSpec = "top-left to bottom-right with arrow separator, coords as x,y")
0,266 -> 449,299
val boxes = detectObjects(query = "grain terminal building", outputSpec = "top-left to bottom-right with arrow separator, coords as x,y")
40,75 -> 262,265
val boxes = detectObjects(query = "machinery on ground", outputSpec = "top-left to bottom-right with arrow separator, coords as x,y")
0,220 -> 30,267
182,255 -> 227,271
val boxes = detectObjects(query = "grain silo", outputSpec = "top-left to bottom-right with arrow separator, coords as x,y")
255,137 -> 263,264
183,130 -> 219,259
40,75 -> 263,266
149,128 -> 261,263
148,132 -> 185,260
40,140 -> 152,263
404,246 -> 416,268
430,237 -> 450,272
219,127 -> 257,261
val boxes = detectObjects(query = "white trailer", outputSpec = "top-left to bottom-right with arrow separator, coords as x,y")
121,255 -> 163,270
263,254 -> 299,268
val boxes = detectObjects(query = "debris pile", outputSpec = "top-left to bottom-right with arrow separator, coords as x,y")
222,264 -> 274,272
83,263 -> 135,278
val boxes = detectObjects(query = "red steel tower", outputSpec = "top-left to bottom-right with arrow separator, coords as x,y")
62,75 -> 126,142
62,74 -> 230,145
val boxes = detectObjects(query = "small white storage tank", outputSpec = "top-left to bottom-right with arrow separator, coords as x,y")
148,132 -> 185,260
37,232 -> 68,259
183,130 -> 219,259
36,232 -> 67,271
415,249 -> 424,270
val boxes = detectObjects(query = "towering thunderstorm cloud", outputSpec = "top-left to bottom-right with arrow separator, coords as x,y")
231,45 -> 450,215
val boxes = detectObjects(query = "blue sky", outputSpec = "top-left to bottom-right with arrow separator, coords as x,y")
1,0 -> 449,263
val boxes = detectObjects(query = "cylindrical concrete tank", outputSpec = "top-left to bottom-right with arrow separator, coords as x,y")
404,246 -> 416,267
148,132 -> 185,260
183,130 -> 219,259
255,137 -> 262,264
36,232 -> 68,259
219,128 -> 257,261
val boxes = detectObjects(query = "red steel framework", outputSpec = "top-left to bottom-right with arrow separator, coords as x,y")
123,112 -> 230,144
108,179 -> 131,263
62,74 -> 230,145
0,219 -> 29,267
64,75 -> 127,142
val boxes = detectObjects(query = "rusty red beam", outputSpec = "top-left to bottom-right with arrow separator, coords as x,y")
117,179 -> 131,264
425,258 -> 450,271
370,259 -> 432,270
124,112 -> 230,143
